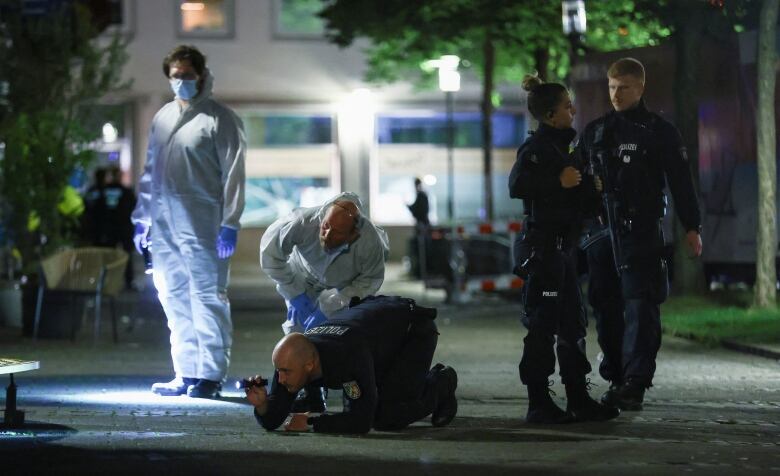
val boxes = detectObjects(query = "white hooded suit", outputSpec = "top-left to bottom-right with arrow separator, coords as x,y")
132,70 -> 246,382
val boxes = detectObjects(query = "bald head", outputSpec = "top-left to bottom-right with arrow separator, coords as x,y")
330,200 -> 359,224
320,200 -> 361,250
273,333 -> 315,363
272,333 -> 319,393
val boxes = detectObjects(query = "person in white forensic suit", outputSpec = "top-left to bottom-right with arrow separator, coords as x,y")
132,45 -> 246,399
259,192 -> 389,411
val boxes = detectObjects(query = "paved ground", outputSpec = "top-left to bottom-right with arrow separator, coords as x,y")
1,264 -> 778,475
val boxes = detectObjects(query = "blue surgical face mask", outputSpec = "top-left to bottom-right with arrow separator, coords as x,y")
169,78 -> 199,100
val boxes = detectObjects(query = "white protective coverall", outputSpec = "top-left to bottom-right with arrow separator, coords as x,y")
260,192 -> 390,333
132,70 -> 246,382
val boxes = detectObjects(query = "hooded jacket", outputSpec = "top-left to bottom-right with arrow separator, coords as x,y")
260,192 -> 390,316
132,69 -> 246,231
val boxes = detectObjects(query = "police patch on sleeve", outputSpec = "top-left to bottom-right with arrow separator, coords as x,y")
343,380 -> 362,400
304,325 -> 349,336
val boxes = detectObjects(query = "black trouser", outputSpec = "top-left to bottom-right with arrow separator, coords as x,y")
518,243 -> 592,386
587,226 -> 668,387
373,318 -> 439,431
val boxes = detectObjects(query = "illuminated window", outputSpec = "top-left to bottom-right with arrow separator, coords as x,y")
235,111 -> 337,226
100,0 -> 135,37
274,0 -> 326,38
177,0 -> 234,38
373,112 -> 526,224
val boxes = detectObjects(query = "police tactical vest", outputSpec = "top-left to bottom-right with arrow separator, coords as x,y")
591,113 -> 666,225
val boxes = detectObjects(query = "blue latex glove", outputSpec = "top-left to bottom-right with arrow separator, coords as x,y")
303,309 -> 327,331
285,306 -> 302,329
133,222 -> 150,254
216,226 -> 238,259
289,293 -> 316,318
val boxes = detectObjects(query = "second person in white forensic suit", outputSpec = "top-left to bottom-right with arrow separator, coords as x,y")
132,45 -> 246,399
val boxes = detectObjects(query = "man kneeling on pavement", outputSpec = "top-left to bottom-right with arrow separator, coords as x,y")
244,295 -> 457,433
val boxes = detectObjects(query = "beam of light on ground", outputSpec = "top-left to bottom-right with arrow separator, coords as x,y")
54,390 -> 247,406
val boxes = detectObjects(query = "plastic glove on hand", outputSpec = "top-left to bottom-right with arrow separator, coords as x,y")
133,223 -> 150,254
282,307 -> 302,335
317,289 -> 350,315
216,226 -> 238,259
303,309 -> 327,331
289,293 -> 316,318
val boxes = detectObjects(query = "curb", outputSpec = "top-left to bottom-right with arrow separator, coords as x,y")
721,339 -> 780,362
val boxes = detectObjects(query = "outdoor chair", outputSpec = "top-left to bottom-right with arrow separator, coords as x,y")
33,247 -> 128,344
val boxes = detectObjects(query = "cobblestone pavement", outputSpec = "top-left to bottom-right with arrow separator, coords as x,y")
1,264 -> 778,475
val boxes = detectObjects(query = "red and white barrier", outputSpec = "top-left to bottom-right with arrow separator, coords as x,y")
455,221 -> 523,236
464,274 -> 525,293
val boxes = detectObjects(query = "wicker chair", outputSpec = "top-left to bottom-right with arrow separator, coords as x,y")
33,247 -> 128,344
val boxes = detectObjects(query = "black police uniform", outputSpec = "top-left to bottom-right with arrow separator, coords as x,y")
578,99 -> 701,389
254,296 -> 447,434
83,179 -> 136,288
508,124 -> 598,388
408,190 -> 430,227
102,181 -> 136,288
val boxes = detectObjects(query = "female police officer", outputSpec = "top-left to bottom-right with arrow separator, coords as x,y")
509,75 -> 619,424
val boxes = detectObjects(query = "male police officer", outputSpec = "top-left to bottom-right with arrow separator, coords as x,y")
244,296 -> 458,433
579,58 -> 702,410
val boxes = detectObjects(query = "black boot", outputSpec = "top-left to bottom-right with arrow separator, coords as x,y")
187,379 -> 222,399
565,380 -> 620,422
525,381 -> 571,424
614,380 -> 646,411
430,364 -> 458,427
151,377 -> 198,396
600,381 -> 622,407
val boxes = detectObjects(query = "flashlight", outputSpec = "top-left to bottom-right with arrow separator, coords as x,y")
142,245 -> 153,275
235,377 -> 268,390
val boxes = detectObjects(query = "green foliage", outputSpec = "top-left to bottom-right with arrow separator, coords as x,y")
585,2 -> 672,50
0,1 -> 129,272
662,293 -> 780,345
319,0 -> 756,92
320,1 -> 677,90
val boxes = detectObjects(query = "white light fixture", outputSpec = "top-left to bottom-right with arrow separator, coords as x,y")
423,174 -> 438,186
337,88 -> 377,139
102,122 -> 118,143
437,55 -> 461,92
562,0 -> 587,36
439,70 -> 461,93
181,2 -> 206,11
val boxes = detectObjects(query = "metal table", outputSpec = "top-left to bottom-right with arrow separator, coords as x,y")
0,358 -> 40,428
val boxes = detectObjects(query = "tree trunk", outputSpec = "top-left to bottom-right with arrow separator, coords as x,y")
534,47 -> 551,82
671,11 -> 707,295
481,32 -> 495,222
754,0 -> 779,308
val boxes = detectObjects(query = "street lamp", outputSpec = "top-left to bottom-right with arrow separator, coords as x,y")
562,1 -> 587,49
418,55 -> 461,299
436,55 -> 460,222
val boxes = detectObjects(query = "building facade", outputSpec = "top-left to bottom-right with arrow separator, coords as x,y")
98,0 -> 529,260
